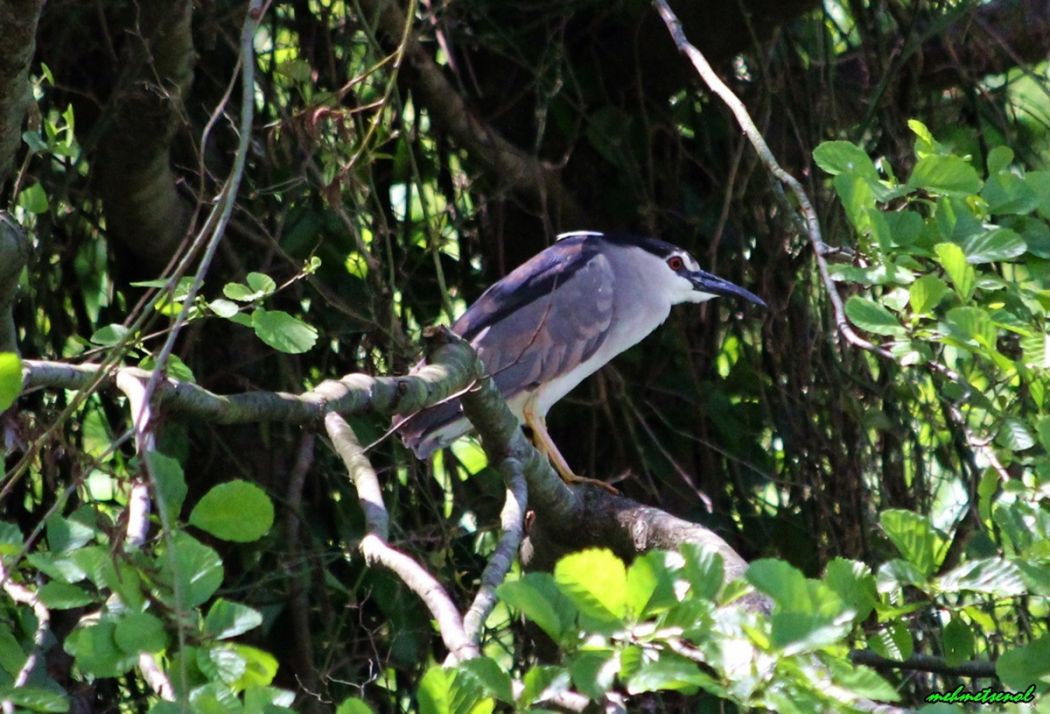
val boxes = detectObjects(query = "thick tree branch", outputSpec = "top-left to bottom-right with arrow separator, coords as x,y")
358,0 -> 585,226
850,650 -> 998,679
21,339 -> 478,425
95,0 -> 195,268
0,0 -> 43,186
0,213 -> 31,354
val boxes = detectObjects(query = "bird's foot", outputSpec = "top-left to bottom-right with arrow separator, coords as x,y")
559,470 -> 619,495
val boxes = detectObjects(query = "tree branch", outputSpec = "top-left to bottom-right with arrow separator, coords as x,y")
358,0 -> 585,226
0,213 -> 30,354
0,561 -> 51,714
95,0 -> 196,268
325,412 -> 479,663
850,649 -> 998,679
0,0 -> 43,187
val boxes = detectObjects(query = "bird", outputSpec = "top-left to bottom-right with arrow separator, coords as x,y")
397,231 -> 765,488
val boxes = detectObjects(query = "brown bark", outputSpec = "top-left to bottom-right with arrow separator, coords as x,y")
95,0 -> 195,270
0,0 -> 44,186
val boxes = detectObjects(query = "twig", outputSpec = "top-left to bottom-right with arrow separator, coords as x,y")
850,649 -> 997,679
652,0 -> 894,365
324,412 -> 478,663
0,561 -> 50,714
462,456 -> 528,644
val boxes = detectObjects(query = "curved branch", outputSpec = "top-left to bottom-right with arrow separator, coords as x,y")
0,561 -> 51,714
325,412 -> 479,663
0,0 -> 43,187
95,0 -> 196,268
358,0 -> 585,225
0,213 -> 31,353
849,650 -> 998,679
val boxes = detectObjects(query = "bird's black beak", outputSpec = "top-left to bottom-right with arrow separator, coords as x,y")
688,270 -> 767,307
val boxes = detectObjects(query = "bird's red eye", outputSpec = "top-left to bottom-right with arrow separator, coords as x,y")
667,256 -> 685,271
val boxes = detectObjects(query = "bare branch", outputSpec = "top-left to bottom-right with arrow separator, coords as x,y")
463,456 -> 528,644
358,0 -> 585,226
0,213 -> 30,354
850,649 -> 998,679
325,411 -> 478,663
0,561 -> 50,714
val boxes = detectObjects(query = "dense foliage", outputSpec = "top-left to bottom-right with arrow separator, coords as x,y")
1,0 -> 1049,711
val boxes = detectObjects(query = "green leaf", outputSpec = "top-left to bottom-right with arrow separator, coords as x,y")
907,119 -> 940,156
770,611 -> 850,653
813,141 -> 878,179
934,242 -> 975,300
908,155 -> 981,195
89,324 -> 130,346
0,352 -> 23,412
680,543 -> 724,601
231,644 -> 279,689
982,172 -> 1039,214
958,227 -> 1027,263
0,686 -> 70,713
197,644 -> 246,685
626,655 -> 714,695
521,665 -> 570,706
497,573 -> 576,643
190,480 -> 274,543
335,698 -> 375,714
38,581 -> 95,609
987,146 -> 1014,175
18,183 -> 49,214
1027,171 -> 1050,220
747,559 -> 808,609
867,621 -> 913,661
208,298 -> 240,318
943,617 -> 974,666
147,451 -> 187,524
823,558 -> 876,621
460,657 -> 514,702
997,636 -> 1050,692
64,621 -> 138,678
879,510 -> 944,577
554,548 -> 628,623
625,551 -> 675,620
114,611 -> 167,654
251,309 -> 318,354
0,623 -> 26,676
844,296 -> 904,336
204,599 -> 264,640
243,687 -> 296,714
936,557 -> 1026,597
418,666 -> 452,714
997,418 -> 1035,452
160,532 -> 224,606
825,660 -> 900,702
46,514 -> 94,554
909,275 -> 948,314
568,650 -> 618,699
223,272 -> 276,302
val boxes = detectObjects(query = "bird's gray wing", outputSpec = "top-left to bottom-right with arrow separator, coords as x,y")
471,250 -> 616,398
398,235 -> 615,457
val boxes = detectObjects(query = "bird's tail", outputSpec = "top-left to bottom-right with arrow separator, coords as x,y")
395,397 -> 468,459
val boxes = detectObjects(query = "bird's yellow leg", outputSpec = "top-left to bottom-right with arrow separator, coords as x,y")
523,404 -> 618,494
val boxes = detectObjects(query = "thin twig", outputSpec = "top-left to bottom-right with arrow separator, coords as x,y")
462,456 -> 528,644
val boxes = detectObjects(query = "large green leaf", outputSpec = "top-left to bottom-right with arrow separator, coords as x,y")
936,557 -> 1026,597
553,548 -> 627,623
497,572 -> 577,643
813,141 -> 878,179
908,155 -> 982,195
958,227 -> 1026,263
251,308 -> 318,354
844,296 -> 904,336
0,352 -> 22,412
934,242 -> 975,300
189,480 -> 274,543
879,510 -> 944,577
997,636 -> 1050,692
114,611 -> 168,654
204,599 -> 264,640
147,451 -> 187,525
908,274 -> 948,314
160,532 -> 224,606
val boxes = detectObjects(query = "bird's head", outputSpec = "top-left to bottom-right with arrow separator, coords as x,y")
590,233 -> 767,308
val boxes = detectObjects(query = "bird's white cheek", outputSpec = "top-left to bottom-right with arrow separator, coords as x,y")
684,290 -> 717,304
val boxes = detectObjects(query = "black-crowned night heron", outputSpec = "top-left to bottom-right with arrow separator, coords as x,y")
398,231 -> 765,488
